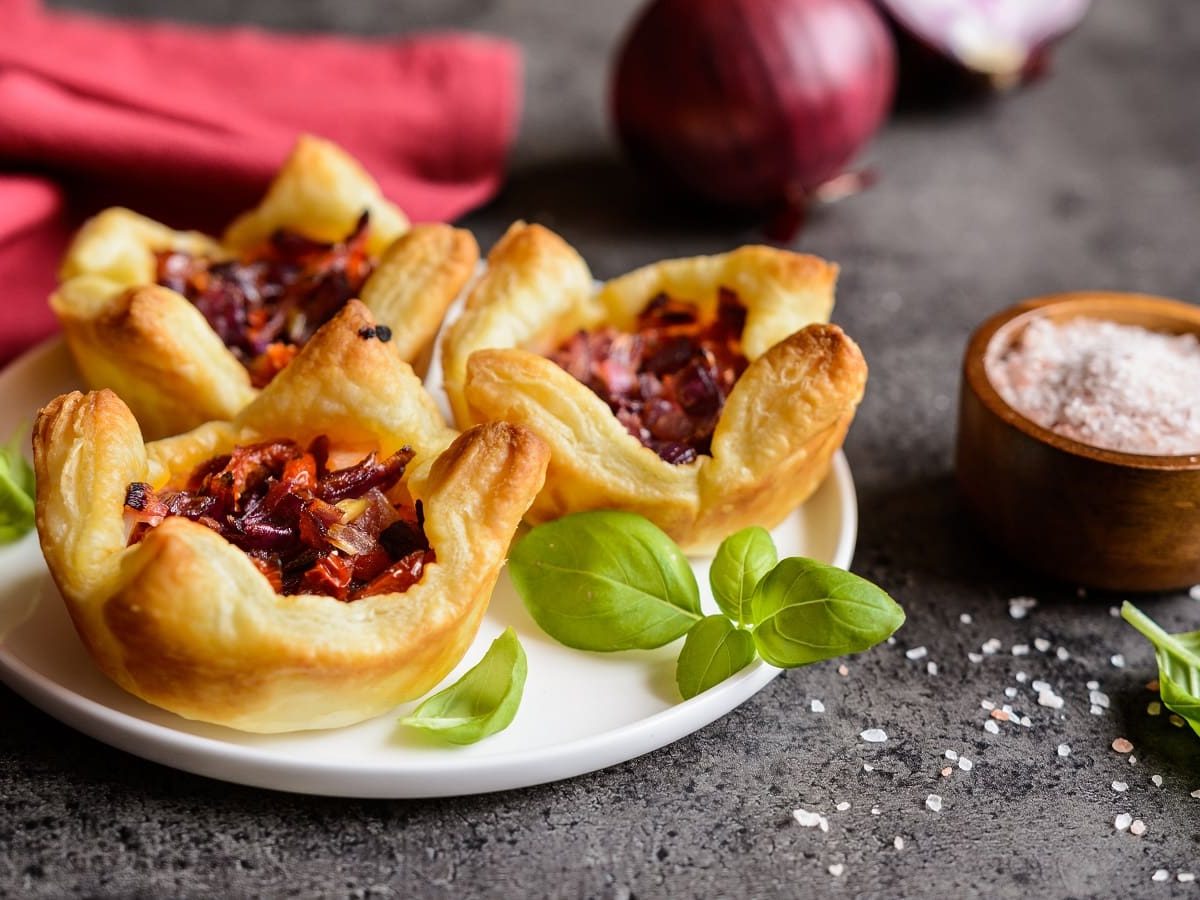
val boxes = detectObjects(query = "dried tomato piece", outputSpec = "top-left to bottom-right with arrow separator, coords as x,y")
299,552 -> 354,599
352,549 -> 435,600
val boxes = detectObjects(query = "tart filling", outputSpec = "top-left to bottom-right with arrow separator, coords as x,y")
124,435 -> 433,601
549,289 -> 749,464
156,213 -> 375,387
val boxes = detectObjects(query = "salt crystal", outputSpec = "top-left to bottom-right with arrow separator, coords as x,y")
793,809 -> 823,827
968,652 -> 984,664
984,720 -> 1000,734
1057,743 -> 1071,757
894,836 -> 904,850
941,766 -> 953,777
926,661 -> 938,676
871,807 -> 881,815
986,316 -> 1200,455
1037,690 -> 1064,710
1179,873 -> 1196,883
1016,672 -> 1029,683
1109,606 -> 1120,617
981,700 -> 996,711
906,646 -> 927,660
1153,869 -> 1170,882
1112,738 -> 1134,754
959,757 -> 973,771
960,613 -> 973,624
1012,644 -> 1030,656
1129,756 -> 1137,766
1032,680 -> 1051,693
1147,701 -> 1162,716
811,699 -> 825,713
1020,716 -> 1032,727
828,864 -> 844,877
836,801 -> 850,812
925,794 -> 943,812
860,728 -> 888,743
887,637 -> 896,645
1130,820 -> 1147,836
1111,654 -> 1126,668
982,638 -> 1002,655
1190,789 -> 1200,799
1090,705 -> 1104,716
1151,775 -> 1163,787
1112,781 -> 1128,792
1190,585 -> 1200,602
1056,647 -> 1071,661
1008,596 -> 1038,619
1086,680 -> 1100,691
1034,638 -> 1052,652
1114,813 -> 1133,831
838,664 -> 849,677
1005,687 -> 1018,698
945,749 -> 959,761
863,764 -> 875,772
1090,691 -> 1110,709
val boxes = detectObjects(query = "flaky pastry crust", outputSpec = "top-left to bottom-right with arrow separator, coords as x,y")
52,135 -> 478,439
442,223 -> 867,552
34,301 -> 549,733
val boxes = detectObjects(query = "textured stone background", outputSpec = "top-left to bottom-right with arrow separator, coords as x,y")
4,0 -> 1200,897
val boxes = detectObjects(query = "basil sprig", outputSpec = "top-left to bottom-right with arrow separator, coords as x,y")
1122,602 -> 1200,738
510,515 -> 905,701
508,511 -> 701,650
401,628 -> 527,744
0,426 -> 35,544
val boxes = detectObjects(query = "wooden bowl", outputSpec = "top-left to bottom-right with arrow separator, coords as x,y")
957,291 -> 1200,592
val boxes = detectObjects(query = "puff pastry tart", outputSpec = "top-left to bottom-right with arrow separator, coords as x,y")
52,135 -> 478,439
34,301 -> 549,733
442,223 -> 867,553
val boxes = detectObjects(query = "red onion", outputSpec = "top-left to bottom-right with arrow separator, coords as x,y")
875,0 -> 1091,103
611,0 -> 896,219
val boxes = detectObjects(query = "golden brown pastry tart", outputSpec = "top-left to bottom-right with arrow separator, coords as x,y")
442,223 -> 867,552
33,301 -> 549,733
51,135 -> 479,439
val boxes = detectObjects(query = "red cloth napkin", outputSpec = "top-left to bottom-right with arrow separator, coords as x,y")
0,0 -> 521,365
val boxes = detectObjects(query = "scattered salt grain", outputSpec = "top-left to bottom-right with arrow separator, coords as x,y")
1012,644 -> 1030,656
960,613 -> 973,624
986,316 -> 1200,455
1190,789 -> 1200,799
925,794 -> 943,812
1111,654 -> 1126,668
1005,687 -> 1018,698
1189,584 -> 1200,602
926,661 -> 938,676
860,728 -> 888,743
1112,781 -> 1128,792
1034,638 -> 1052,652
1114,813 -> 1133,831
1086,680 -> 1100,691
887,637 -> 896,645
959,757 -> 973,772
1090,705 -> 1104,716
828,864 -> 844,877
1130,820 -> 1147,836
1112,738 -> 1134,754
1129,756 -> 1138,766
1147,701 -> 1162,716
1056,646 -> 1071,661
838,664 -> 849,677
1179,873 -> 1196,884
793,809 -> 829,832
1153,869 -> 1170,882
982,638 -> 1002,655
968,652 -> 984,664
1057,743 -> 1071,757
894,836 -> 904,850
1032,680 -> 1051,693
906,646 -> 927,660
1009,596 -> 1038,619
1037,690 -> 1064,710
1020,716 -> 1033,727
863,764 -> 875,772
1151,775 -> 1163,787
984,720 -> 1000,734
1016,672 -> 1029,683
871,807 -> 881,815
1090,691 -> 1110,709
945,749 -> 959,761
811,699 -> 825,713
1109,606 -> 1120,617
981,700 -> 996,711
941,766 -> 953,778
836,801 -> 850,812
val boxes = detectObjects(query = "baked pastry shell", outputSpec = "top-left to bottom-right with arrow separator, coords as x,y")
33,301 -> 549,733
443,223 -> 867,552
51,135 -> 478,439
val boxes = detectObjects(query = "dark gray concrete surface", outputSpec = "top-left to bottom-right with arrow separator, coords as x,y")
5,1 -> 1200,897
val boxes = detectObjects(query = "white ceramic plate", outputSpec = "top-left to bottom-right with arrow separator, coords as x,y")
0,337 -> 857,798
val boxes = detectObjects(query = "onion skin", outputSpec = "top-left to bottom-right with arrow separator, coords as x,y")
611,0 -> 896,213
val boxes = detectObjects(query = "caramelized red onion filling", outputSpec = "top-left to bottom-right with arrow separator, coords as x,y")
123,436 -> 433,601
156,213 -> 375,387
549,289 -> 749,464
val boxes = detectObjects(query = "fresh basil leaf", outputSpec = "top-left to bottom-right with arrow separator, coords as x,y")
676,615 -> 757,699
0,427 -> 35,544
750,557 -> 905,667
1122,602 -> 1200,738
401,627 -> 527,744
710,526 -> 777,627
509,510 -> 701,651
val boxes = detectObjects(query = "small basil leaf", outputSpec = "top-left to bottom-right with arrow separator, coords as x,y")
710,526 -> 777,627
0,427 -> 35,544
401,628 -> 527,744
1122,602 -> 1200,738
676,615 -> 757,700
509,510 -> 701,651
750,558 -> 905,667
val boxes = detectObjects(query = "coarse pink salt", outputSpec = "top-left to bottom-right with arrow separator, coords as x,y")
987,317 -> 1200,455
